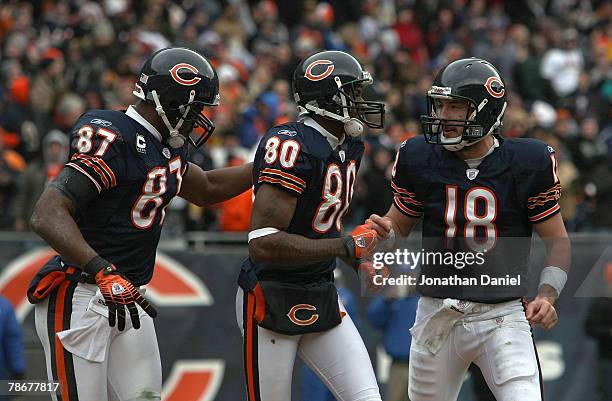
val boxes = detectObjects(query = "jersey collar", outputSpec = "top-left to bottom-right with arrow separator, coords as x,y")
463,137 -> 499,169
126,105 -> 163,143
301,114 -> 345,150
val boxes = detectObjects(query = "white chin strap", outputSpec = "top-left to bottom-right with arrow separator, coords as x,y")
151,90 -> 196,148
442,133 -> 488,151
303,77 -> 364,137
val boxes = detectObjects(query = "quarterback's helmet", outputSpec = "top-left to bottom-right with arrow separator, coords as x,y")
421,58 -> 507,151
133,47 -> 220,148
293,50 -> 385,137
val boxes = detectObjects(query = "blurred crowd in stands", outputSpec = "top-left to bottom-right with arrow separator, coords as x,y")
0,0 -> 610,233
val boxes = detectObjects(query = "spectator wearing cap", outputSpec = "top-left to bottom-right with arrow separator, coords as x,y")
11,130 -> 68,231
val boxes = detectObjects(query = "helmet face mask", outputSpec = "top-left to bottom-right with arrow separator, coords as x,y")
422,94 -> 485,146
333,78 -> 385,129
420,58 -> 507,151
167,100 -> 216,148
133,47 -> 220,148
293,51 -> 385,136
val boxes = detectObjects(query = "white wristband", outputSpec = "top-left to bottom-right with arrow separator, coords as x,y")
248,227 -> 280,243
538,266 -> 567,296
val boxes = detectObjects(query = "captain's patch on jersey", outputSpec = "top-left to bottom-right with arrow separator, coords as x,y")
136,134 -> 147,154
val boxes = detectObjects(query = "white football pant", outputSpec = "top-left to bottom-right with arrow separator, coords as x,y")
408,297 -> 543,401
35,282 -> 161,401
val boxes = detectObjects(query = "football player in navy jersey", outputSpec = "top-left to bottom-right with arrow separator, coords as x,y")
368,58 -> 571,401
27,47 -> 253,401
236,50 -> 385,401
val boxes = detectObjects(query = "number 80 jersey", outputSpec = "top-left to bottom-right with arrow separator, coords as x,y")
65,109 -> 189,286
251,120 -> 365,283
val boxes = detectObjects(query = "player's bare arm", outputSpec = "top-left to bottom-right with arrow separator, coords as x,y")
179,161 -> 253,206
249,183 -> 355,265
527,213 -> 571,329
30,187 -> 98,268
30,173 -> 157,330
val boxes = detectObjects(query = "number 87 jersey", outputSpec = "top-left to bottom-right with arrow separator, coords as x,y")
64,109 -> 189,286
252,118 -> 364,281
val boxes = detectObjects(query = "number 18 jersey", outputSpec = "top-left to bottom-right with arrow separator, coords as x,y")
251,117 -> 365,284
391,135 -> 561,302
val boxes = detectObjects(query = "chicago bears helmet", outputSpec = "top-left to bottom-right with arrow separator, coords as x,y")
421,58 -> 507,151
133,47 -> 220,148
293,50 -> 385,137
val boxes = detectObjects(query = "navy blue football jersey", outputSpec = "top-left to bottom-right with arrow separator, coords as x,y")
64,109 -> 189,286
250,119 -> 365,284
392,135 -> 561,301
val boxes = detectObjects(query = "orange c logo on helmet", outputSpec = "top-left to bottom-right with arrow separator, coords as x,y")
287,304 -> 319,326
484,76 -> 505,98
305,60 -> 335,82
169,63 -> 202,86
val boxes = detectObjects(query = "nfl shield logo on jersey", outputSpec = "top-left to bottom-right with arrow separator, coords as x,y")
339,150 -> 345,162
466,168 -> 479,180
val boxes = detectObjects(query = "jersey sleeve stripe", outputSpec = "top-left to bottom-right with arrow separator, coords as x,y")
527,183 -> 562,202
395,195 -> 423,206
528,203 -> 560,222
72,157 -> 110,189
66,163 -> 102,193
260,168 -> 306,187
527,196 -> 561,209
73,154 -> 117,187
391,181 -> 418,197
394,195 -> 422,217
258,176 -> 304,194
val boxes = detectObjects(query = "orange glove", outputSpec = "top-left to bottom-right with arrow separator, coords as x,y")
86,257 -> 157,331
343,224 -> 379,261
